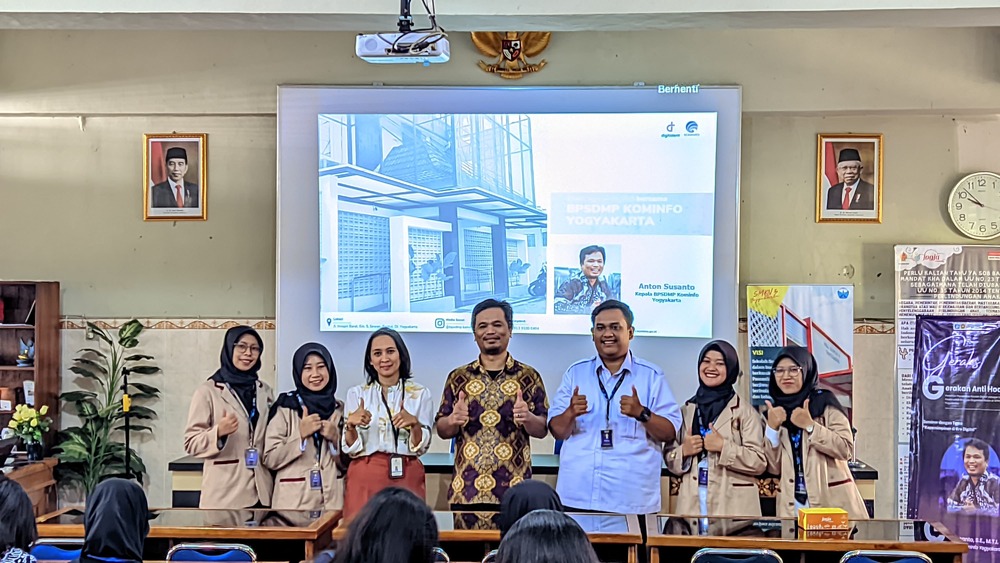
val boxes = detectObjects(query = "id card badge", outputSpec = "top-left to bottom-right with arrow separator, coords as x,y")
244,447 -> 259,468
600,428 -> 614,449
389,455 -> 405,479
795,473 -> 807,496
698,465 -> 709,487
309,468 -> 323,490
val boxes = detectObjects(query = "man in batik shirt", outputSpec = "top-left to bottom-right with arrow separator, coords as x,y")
947,437 -> 1000,516
436,299 -> 548,527
554,245 -> 619,315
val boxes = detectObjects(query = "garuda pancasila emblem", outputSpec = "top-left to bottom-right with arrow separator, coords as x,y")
471,31 -> 551,79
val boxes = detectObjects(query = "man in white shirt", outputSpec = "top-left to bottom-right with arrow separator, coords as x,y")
548,300 -> 682,515
825,148 -> 874,211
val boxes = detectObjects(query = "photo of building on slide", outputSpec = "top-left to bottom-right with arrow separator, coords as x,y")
318,113 -> 548,315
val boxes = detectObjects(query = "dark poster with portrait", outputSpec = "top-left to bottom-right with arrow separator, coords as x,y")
909,315 -> 1000,562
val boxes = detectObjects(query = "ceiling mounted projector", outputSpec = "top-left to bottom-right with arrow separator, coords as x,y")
356,32 -> 450,65
356,0 -> 448,65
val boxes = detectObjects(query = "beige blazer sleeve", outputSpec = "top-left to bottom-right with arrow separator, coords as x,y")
663,404 -> 694,476
807,406 -> 854,460
184,382 -> 224,458
263,407 -> 307,471
716,400 -> 767,476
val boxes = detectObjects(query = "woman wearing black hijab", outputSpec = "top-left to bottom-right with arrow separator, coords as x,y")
498,480 -> 564,538
73,479 -> 149,563
183,325 -> 274,509
264,342 -> 345,511
664,340 -> 766,524
763,345 -> 867,519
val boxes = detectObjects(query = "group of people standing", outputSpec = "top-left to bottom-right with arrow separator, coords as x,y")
183,298 -> 868,525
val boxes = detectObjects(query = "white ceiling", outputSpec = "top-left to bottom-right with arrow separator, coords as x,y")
5,1 -> 1000,31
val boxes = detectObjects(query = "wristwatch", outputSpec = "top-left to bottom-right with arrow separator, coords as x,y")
636,406 -> 652,423
806,424 -> 815,434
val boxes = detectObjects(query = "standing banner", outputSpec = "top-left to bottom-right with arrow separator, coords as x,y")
909,316 -> 1000,563
895,246 -> 1000,519
747,285 -> 854,418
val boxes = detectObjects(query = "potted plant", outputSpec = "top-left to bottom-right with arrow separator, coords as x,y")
7,403 -> 52,461
54,320 -> 161,497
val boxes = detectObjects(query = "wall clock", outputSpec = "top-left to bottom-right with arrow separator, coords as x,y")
948,172 -> 1000,240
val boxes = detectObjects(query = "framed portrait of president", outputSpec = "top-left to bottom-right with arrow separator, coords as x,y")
816,133 -> 883,223
143,133 -> 208,221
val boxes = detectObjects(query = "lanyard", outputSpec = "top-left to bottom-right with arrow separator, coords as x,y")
596,369 -> 627,426
226,383 -> 258,436
695,408 -> 710,460
379,384 -> 401,453
294,394 -> 323,465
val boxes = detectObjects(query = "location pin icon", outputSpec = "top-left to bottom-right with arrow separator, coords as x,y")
326,318 -> 332,327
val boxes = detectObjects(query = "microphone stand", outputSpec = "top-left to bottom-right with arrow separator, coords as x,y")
121,366 -> 133,480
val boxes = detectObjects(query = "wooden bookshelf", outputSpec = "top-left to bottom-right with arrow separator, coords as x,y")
0,282 -> 60,437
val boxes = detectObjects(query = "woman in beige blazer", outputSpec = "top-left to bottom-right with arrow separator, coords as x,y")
183,325 -> 274,509
665,340 -> 767,529
763,345 -> 868,519
264,342 -> 345,511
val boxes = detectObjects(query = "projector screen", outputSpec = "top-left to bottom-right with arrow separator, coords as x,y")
317,110 -> 717,338
277,86 -> 740,410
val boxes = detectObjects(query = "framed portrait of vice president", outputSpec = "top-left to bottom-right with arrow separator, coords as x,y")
143,133 -> 208,221
816,133 -> 883,223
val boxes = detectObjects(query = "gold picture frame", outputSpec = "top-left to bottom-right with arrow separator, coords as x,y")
143,133 -> 208,221
815,133 -> 883,223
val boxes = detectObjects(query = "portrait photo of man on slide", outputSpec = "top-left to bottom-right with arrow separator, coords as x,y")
554,245 -> 621,315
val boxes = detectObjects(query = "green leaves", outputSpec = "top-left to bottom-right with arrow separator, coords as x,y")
56,318 -> 161,497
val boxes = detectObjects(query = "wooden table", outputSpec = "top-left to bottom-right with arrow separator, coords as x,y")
169,454 -> 879,516
36,508 -> 340,561
333,512 -> 643,563
645,515 -> 968,563
5,457 -> 57,516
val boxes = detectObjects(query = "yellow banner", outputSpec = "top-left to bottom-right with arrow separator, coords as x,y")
747,285 -> 789,318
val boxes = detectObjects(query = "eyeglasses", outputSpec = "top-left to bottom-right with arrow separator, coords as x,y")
773,367 -> 802,377
235,343 -> 261,355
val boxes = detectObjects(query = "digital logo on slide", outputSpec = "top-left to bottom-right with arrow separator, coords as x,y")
837,287 -> 850,299
434,318 -> 446,329
683,121 -> 699,137
661,122 -> 680,139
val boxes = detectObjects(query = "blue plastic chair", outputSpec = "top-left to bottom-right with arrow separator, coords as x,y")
32,539 -> 84,561
839,550 -> 932,563
432,547 -> 450,562
691,548 -> 783,563
166,543 -> 256,562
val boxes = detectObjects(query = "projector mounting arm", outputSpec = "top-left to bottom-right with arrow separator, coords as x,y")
398,0 -> 414,33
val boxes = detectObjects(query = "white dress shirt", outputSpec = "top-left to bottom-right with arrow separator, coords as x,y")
548,352 -> 682,514
341,380 -> 434,458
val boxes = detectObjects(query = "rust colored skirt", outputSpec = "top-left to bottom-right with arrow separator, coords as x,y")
343,452 -> 426,521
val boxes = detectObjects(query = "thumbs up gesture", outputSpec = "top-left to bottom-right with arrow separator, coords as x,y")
392,405 -> 419,430
450,391 -> 470,427
299,405 -> 323,439
790,398 -> 814,430
346,398 -> 372,429
620,385 -> 644,419
703,422 -> 725,452
218,409 -> 239,437
513,385 -> 530,425
569,386 -> 589,418
764,400 -> 786,431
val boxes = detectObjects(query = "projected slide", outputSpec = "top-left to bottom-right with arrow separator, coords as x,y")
318,112 -> 717,337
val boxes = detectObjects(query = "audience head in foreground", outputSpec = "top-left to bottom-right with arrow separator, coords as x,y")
496,510 -> 599,563
498,480 -> 564,538
77,478 -> 150,563
0,477 -> 38,563
333,487 -> 440,563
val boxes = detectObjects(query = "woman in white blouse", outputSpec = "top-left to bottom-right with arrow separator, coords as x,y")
341,327 -> 434,520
